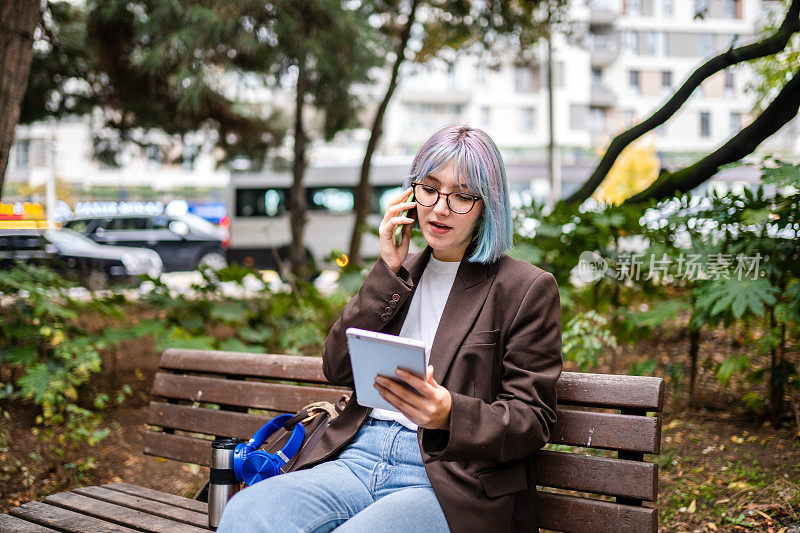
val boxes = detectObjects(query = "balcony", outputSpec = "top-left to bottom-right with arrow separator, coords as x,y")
588,1 -> 618,25
590,84 -> 617,108
588,35 -> 619,66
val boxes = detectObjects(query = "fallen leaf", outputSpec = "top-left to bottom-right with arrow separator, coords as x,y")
688,499 -> 696,513
707,523 -> 717,531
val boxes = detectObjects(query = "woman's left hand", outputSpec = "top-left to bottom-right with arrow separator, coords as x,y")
374,365 -> 452,430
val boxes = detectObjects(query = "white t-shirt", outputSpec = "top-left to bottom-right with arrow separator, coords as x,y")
369,254 -> 460,430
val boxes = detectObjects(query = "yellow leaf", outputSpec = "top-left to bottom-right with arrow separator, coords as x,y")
156,457 -> 167,462
687,499 -> 696,513
707,523 -> 718,531
592,138 -> 660,205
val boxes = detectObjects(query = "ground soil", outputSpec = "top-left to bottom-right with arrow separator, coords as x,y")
1,310 -> 798,532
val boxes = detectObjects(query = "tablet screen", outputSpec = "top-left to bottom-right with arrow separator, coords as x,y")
345,327 -> 427,412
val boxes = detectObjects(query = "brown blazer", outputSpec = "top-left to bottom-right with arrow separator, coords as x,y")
295,241 -> 563,533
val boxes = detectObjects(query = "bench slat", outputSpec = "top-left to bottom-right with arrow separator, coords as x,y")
43,492 -> 209,533
557,372 -> 664,411
151,373 -> 348,413
73,486 -> 208,528
10,501 -> 141,533
161,349 -> 328,383
0,514 -> 59,532
147,402 -> 270,439
160,352 -> 665,413
534,450 -> 657,501
147,401 -> 660,454
551,408 -> 662,454
537,491 -> 657,533
103,483 -> 208,514
144,431 -> 213,466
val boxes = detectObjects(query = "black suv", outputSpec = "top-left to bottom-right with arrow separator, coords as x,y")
0,228 -> 163,289
64,213 -> 227,272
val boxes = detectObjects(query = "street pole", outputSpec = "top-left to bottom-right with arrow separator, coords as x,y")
547,21 -> 561,212
46,130 -> 56,229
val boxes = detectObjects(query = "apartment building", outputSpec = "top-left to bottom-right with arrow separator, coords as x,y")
7,0 -> 791,197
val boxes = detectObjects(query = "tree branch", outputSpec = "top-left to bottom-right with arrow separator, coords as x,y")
562,0 -> 800,206
623,63 -> 800,204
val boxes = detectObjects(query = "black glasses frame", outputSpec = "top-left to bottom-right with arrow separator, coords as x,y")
410,182 -> 481,215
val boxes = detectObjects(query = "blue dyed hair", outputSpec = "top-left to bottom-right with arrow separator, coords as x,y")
402,124 -> 512,264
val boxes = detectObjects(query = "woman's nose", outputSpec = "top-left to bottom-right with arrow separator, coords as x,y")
433,194 -> 452,216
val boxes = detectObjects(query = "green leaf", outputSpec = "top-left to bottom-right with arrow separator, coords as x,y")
628,357 -> 657,376
239,326 -> 272,344
210,301 -> 251,325
761,160 -> 800,188
1,346 -> 38,366
217,337 -> 262,353
694,278 -> 778,323
716,353 -> 750,386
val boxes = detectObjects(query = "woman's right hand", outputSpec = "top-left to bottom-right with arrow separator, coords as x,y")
379,186 -> 416,274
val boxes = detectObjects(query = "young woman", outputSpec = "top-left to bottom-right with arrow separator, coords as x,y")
217,125 -> 562,533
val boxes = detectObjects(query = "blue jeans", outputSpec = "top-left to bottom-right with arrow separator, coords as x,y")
217,418 -> 450,533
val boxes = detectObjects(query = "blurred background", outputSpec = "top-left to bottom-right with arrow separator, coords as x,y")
1,1 -> 799,529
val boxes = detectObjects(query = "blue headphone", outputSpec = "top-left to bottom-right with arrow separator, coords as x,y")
233,414 -> 305,486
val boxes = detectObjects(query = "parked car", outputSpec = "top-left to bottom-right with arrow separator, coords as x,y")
64,213 -> 227,272
0,228 -> 163,289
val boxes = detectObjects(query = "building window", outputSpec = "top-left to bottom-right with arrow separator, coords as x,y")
729,112 -> 742,134
14,140 -> 30,170
724,71 -> 735,96
591,67 -> 603,86
514,66 -> 533,93
621,30 -> 638,55
570,104 -> 588,131
625,0 -> 642,16
624,109 -> 636,127
476,64 -> 487,86
694,0 -> 709,18
646,31 -> 665,56
660,0 -> 673,17
481,106 -> 491,128
699,33 -> 715,56
145,144 -> 162,170
182,144 -> 200,170
699,111 -> 711,137
662,70 -> 673,91
589,107 -> 606,132
629,70 -> 641,96
722,0 -> 741,18
519,107 -> 536,133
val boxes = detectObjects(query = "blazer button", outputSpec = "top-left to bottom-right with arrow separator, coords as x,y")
389,301 -> 396,308
391,293 -> 400,301
384,306 -> 392,314
380,313 -> 390,321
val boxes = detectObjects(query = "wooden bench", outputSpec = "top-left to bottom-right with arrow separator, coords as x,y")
3,348 -> 664,532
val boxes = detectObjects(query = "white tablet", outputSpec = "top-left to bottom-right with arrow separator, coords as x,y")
345,327 -> 427,412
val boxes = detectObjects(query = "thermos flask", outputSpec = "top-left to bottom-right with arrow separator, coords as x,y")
209,438 -> 242,529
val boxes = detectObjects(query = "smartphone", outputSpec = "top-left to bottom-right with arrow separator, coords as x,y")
394,189 -> 415,247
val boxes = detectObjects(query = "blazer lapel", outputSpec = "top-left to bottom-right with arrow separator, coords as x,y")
382,245 -> 433,336
428,241 -> 497,383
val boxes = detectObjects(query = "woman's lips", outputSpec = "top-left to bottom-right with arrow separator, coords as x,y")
429,221 -> 452,234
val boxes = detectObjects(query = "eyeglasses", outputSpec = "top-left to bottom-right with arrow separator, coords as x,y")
410,182 -> 481,215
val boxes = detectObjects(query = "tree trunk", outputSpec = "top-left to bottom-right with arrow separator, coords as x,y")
0,0 -> 41,199
348,0 -> 419,266
290,62 -> 309,280
688,327 -> 700,405
562,0 -> 800,206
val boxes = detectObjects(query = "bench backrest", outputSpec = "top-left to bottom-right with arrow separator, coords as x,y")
146,349 -> 664,533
